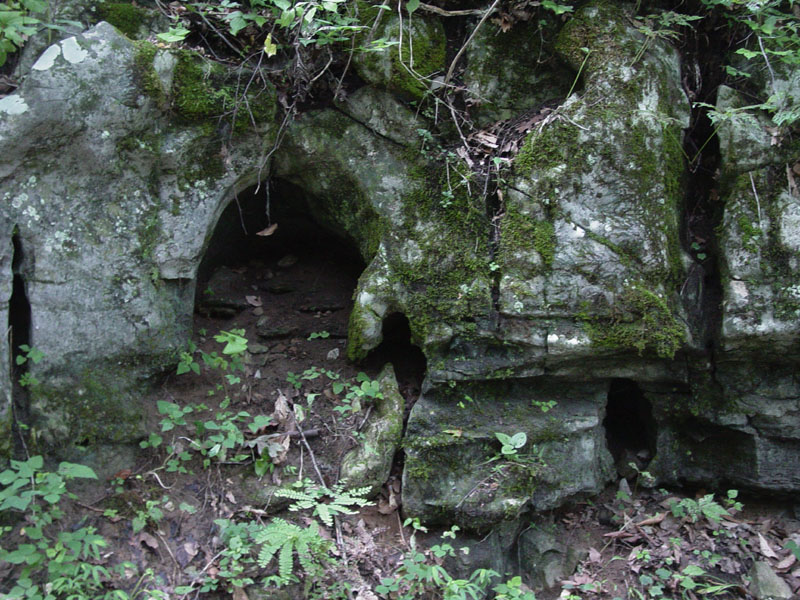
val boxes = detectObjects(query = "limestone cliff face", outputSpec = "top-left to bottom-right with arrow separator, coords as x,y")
1,1 -> 799,529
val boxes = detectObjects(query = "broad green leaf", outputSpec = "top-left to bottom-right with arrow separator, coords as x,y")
227,13 -> 248,35
57,462 -> 97,479
406,0 -> 419,13
264,32 -> 278,57
509,432 -> 527,448
156,26 -> 190,43
494,432 -> 512,446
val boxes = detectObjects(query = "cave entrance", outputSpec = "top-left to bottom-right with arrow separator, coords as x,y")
363,312 -> 427,407
604,379 -> 656,475
193,179 -> 366,388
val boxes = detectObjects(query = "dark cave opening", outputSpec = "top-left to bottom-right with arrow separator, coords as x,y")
197,180 -> 366,295
604,379 -> 656,473
9,229 -> 32,456
363,312 -> 427,408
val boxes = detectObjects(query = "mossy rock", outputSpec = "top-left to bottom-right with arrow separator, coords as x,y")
352,8 -> 446,102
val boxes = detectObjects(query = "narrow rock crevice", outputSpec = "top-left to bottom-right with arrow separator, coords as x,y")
9,228 -> 32,456
678,5 -> 728,371
487,181 -> 503,325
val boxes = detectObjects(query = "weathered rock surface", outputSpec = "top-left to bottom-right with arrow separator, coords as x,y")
1,0 -> 800,543
340,364 -> 404,496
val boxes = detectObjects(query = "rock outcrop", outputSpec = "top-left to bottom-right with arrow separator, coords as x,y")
1,0 -> 799,534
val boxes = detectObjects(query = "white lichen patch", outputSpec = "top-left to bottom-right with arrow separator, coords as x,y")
23,205 -> 41,222
0,95 -> 29,115
32,44 -> 61,70
11,193 -> 28,209
43,230 -> 73,254
728,280 -> 749,305
61,37 -> 89,64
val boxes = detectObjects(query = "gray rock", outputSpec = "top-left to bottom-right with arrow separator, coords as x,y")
749,561 -> 792,600
518,522 -> 586,590
340,364 -> 404,497
0,22 -> 276,453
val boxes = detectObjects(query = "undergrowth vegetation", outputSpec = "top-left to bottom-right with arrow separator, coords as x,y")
1,333 -> 541,598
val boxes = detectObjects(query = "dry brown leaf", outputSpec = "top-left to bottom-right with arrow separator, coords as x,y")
226,490 -> 237,505
272,391 -> 291,427
588,547 -> 602,564
637,512 -> 666,527
245,295 -> 262,307
183,540 -> 199,559
758,532 -> 779,558
134,532 -> 159,551
256,223 -> 278,237
776,553 -> 796,571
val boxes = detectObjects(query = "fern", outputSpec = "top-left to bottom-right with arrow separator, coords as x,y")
253,518 -> 332,587
275,480 -> 372,526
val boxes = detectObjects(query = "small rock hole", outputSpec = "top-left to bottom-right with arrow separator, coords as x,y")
604,378 -> 656,477
363,312 -> 426,409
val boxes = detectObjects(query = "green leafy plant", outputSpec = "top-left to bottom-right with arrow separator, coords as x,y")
495,432 -> 527,456
668,493 -> 732,524
0,0 -> 46,67
254,518 -> 333,588
275,479 -> 371,526
0,456 -> 130,600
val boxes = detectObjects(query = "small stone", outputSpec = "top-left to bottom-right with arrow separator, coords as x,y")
277,254 -> 298,268
252,307 -> 264,316
749,561 -> 792,600
248,343 -> 270,354
327,348 -> 340,360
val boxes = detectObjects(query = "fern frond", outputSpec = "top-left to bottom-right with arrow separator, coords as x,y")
316,503 -> 333,526
278,538 -> 295,584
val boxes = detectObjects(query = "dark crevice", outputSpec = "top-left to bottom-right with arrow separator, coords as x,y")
487,181 -> 503,327
362,312 -> 427,419
196,179 -> 366,295
9,229 -> 32,457
604,379 -> 656,475
678,3 -> 728,380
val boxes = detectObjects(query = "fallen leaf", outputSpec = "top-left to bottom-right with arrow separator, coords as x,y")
758,532 -> 778,559
776,553 -> 796,571
637,512 -> 666,527
226,490 -> 237,505
256,223 -> 278,236
134,532 -> 159,551
111,469 -> 132,481
277,254 -> 298,268
588,547 -> 602,564
245,295 -> 262,307
183,541 -> 199,559
272,391 -> 291,427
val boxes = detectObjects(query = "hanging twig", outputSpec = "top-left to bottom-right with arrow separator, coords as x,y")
419,3 -> 493,17
749,171 -> 763,229
443,0 -> 501,90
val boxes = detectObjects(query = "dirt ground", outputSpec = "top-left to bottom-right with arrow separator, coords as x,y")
2,213 -> 799,599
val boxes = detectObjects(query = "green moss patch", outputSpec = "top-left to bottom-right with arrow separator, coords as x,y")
97,2 -> 149,38
581,282 -> 684,358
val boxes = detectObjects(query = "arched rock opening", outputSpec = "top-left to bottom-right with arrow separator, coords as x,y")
193,179 -> 367,389
604,378 -> 656,476
363,312 -> 427,406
